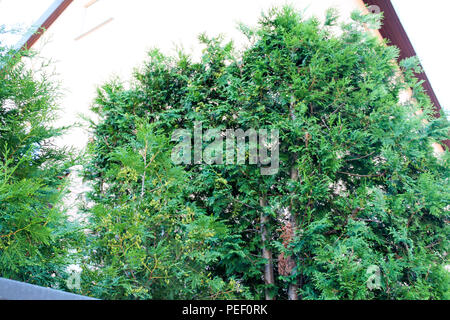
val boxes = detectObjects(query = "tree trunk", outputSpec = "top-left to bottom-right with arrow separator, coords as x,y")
287,165 -> 299,300
287,98 -> 299,300
260,196 -> 275,300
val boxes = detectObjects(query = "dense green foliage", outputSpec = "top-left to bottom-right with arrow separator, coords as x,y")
0,40 -> 81,288
82,6 -> 449,300
1,6 -> 448,300
81,119 -> 243,298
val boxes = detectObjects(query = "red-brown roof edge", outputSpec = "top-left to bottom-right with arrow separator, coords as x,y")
20,0 -> 73,51
362,0 -> 449,149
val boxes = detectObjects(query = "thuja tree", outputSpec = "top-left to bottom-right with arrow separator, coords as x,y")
222,7 -> 450,299
81,89 -> 246,299
84,6 -> 449,299
0,39 -> 82,288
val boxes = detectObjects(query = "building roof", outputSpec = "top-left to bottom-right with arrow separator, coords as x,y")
362,0 -> 449,149
17,0 -> 73,50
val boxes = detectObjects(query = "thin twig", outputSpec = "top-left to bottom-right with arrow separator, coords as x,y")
345,151 -> 375,162
337,171 -> 384,178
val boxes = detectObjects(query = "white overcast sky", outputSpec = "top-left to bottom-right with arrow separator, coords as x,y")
0,0 -> 448,116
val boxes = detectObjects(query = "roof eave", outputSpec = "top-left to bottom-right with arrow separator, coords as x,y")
17,0 -> 73,51
362,0 -> 449,149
